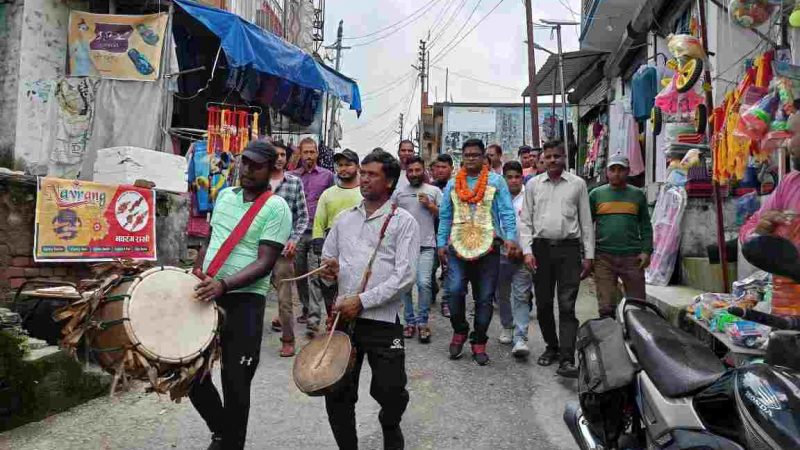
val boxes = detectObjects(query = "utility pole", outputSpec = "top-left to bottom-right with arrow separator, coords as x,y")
325,20 -> 350,148
445,67 -> 449,103
541,19 -> 579,170
524,0 -> 540,146
398,113 -> 404,141
412,39 -> 428,155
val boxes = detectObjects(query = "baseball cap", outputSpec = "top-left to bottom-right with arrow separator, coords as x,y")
334,149 -> 360,164
607,154 -> 630,168
242,140 -> 276,164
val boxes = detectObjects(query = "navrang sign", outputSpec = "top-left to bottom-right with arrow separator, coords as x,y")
34,178 -> 157,262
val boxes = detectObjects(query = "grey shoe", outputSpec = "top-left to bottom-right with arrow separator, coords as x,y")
511,340 -> 530,358
498,328 -> 513,345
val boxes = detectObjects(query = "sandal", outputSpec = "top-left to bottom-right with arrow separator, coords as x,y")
271,316 -> 282,332
280,338 -> 295,357
418,326 -> 431,344
537,349 -> 559,367
403,325 -> 417,339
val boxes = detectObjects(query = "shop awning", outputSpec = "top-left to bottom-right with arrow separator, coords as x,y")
522,50 -> 607,98
174,0 -> 362,115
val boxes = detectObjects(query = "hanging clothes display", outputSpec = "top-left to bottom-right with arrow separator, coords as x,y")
609,98 -> 645,176
631,65 -> 659,120
44,78 -> 101,179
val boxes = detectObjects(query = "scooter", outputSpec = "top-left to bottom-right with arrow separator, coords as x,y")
564,235 -> 800,450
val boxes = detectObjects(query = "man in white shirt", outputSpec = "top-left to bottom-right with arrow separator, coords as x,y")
519,141 -> 594,378
496,161 -> 535,358
393,156 -> 443,343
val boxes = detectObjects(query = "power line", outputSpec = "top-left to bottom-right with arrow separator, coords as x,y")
347,77 -> 419,135
343,0 -> 442,40
348,0 -> 445,48
431,65 -> 519,92
432,0 -> 507,65
431,0 -> 483,53
428,0 -> 470,48
361,71 -> 417,100
427,0 -> 457,37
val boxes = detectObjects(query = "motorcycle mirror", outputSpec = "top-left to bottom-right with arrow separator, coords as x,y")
742,235 -> 800,283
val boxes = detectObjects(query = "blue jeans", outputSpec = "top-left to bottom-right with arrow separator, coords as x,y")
447,247 -> 501,344
505,261 -> 534,345
402,247 -> 436,326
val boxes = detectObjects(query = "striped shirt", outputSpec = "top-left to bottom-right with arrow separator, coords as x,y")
272,173 -> 309,243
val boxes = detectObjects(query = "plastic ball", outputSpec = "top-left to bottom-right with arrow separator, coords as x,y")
790,9 -> 800,28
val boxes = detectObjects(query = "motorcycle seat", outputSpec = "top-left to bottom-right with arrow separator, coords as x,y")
625,308 -> 725,398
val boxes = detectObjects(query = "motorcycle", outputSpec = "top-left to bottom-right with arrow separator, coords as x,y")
564,235 -> 800,449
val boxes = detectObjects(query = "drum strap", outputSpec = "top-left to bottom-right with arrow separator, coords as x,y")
205,190 -> 273,277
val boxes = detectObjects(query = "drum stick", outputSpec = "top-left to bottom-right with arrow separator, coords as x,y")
313,311 -> 341,369
280,264 -> 329,283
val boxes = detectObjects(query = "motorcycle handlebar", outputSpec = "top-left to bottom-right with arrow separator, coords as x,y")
728,307 -> 800,331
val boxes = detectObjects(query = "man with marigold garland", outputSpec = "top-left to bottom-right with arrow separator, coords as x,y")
437,138 -> 519,365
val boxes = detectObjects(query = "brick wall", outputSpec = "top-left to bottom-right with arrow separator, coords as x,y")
0,173 -> 189,301
0,175 -> 89,301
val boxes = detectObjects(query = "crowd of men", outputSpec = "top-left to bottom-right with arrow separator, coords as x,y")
191,136 -> 654,449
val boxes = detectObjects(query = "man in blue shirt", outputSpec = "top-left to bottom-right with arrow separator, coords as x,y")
437,138 -> 518,365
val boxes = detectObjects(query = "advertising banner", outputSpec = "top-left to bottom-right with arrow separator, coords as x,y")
68,11 -> 168,81
35,178 -> 157,262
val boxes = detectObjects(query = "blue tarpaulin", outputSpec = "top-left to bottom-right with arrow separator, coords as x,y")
174,0 -> 361,114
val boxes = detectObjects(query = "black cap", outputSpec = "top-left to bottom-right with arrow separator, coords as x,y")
242,140 -> 275,164
334,149 -> 360,164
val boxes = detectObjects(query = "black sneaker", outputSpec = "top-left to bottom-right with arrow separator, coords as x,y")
556,361 -> 579,379
207,434 -> 223,450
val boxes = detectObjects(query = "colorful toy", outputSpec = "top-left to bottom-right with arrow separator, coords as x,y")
726,321 -> 769,349
736,91 -> 779,140
710,311 -> 741,333
667,34 -> 706,60
729,0 -> 776,29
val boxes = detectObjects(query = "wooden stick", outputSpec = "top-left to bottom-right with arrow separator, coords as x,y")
280,264 -> 329,283
313,311 -> 340,369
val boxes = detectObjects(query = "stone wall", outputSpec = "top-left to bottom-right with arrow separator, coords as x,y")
679,197 -> 740,258
0,0 -> 24,164
0,173 -> 190,301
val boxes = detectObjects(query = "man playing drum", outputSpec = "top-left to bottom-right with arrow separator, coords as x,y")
191,140 -> 292,450
320,149 -> 420,449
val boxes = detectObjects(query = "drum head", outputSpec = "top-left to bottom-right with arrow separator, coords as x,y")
293,332 -> 353,396
124,267 -> 217,363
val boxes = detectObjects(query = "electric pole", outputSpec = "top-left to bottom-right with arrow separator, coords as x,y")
524,0 -> 540,146
398,113 -> 404,142
325,20 -> 350,148
411,39 -> 428,156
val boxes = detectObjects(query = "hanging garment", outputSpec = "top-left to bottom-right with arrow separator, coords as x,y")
610,99 -> 645,176
45,78 -> 101,179
82,78 -> 173,180
631,65 -> 659,120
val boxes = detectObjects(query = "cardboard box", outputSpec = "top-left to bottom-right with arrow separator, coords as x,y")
93,147 -> 187,193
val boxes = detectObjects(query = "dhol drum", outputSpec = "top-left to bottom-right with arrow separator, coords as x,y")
293,312 -> 356,396
88,266 -> 218,382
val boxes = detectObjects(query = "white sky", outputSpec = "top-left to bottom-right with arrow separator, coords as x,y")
323,0 -> 583,157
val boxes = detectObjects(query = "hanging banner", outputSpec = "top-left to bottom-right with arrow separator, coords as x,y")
68,11 -> 168,81
34,178 -> 157,262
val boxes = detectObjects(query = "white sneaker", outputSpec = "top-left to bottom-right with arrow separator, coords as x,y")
512,340 -> 530,358
498,328 -> 513,344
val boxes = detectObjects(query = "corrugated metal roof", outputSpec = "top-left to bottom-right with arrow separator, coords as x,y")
579,81 -> 608,117
522,50 -> 607,97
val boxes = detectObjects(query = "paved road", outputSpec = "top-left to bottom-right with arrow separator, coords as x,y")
1,281 -> 599,450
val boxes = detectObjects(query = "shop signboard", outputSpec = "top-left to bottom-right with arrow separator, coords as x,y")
34,178 -> 157,262
68,12 -> 168,81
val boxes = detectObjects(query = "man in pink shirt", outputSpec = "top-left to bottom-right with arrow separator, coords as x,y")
740,115 -> 800,240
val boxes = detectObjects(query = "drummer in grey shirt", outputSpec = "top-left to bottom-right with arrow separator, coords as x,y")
392,155 -> 442,342
320,149 -> 419,449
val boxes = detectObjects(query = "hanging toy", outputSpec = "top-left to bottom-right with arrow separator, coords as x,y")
736,91 -> 780,140
791,2 -> 800,27
729,0 -> 776,29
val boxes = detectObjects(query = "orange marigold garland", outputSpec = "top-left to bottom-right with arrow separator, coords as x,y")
455,165 -> 489,204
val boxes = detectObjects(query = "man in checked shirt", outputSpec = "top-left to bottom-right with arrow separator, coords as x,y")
320,149 -> 420,450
